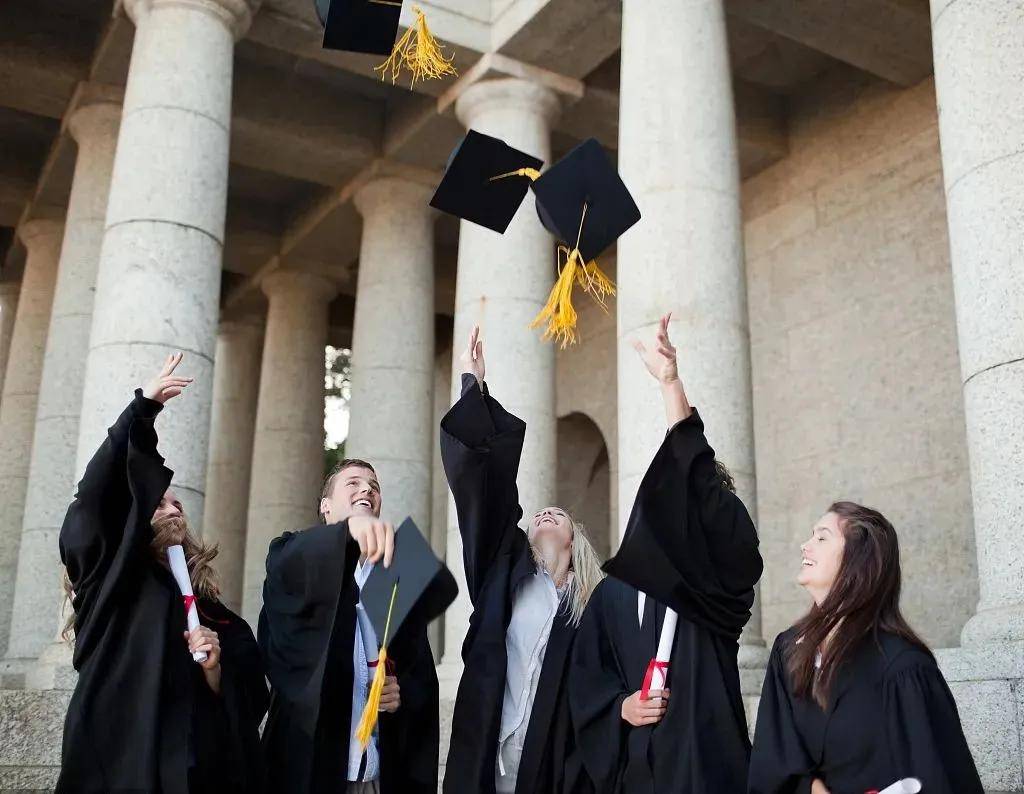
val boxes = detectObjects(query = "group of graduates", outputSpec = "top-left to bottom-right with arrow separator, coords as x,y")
53,314 -> 985,794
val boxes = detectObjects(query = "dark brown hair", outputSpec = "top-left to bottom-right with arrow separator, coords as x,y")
62,515 -> 220,642
786,501 -> 931,708
319,458 -> 377,522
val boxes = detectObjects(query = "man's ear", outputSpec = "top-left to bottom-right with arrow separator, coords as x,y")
319,497 -> 331,522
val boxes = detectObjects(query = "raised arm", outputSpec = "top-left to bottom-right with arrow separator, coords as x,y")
605,318 -> 763,638
439,326 -> 527,603
59,353 -> 191,596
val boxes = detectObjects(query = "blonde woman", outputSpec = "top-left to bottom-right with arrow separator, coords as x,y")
441,326 -> 603,794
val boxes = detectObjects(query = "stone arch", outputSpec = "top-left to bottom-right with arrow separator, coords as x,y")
556,412 -> 612,561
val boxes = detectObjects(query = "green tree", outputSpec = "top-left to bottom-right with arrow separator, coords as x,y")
324,346 -> 351,476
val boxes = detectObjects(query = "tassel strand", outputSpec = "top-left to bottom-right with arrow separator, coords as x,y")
375,5 -> 457,86
354,582 -> 398,749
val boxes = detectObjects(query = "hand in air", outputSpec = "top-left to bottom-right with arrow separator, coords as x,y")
810,780 -> 831,794
459,325 -> 485,386
143,353 -> 193,404
620,688 -> 670,727
347,515 -> 395,568
378,675 -> 401,713
631,313 -> 678,385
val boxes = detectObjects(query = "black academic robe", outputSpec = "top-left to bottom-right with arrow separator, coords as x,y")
748,629 -> 984,794
258,520 -> 439,794
570,408 -> 763,794
441,375 -> 591,794
57,391 -> 268,794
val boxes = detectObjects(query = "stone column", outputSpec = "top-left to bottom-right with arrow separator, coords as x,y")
241,271 -> 336,626
440,78 -> 560,673
348,176 -> 436,538
74,0 -> 259,526
3,99 -> 122,669
0,219 -> 64,656
0,283 -> 18,398
201,319 -> 263,614
616,0 -> 766,660
932,0 -> 1024,645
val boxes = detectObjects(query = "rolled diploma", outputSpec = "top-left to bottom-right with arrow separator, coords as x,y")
648,606 -> 678,697
167,544 -> 207,663
355,603 -> 379,667
877,779 -> 921,794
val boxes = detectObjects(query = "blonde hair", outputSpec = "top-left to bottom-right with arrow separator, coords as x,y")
536,513 -> 604,627
61,516 -> 221,642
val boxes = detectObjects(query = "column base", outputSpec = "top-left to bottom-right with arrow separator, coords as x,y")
0,686 -> 69,791
934,641 -> 1024,792
960,605 -> 1024,647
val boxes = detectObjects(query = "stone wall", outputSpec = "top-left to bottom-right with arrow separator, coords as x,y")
743,67 -> 978,649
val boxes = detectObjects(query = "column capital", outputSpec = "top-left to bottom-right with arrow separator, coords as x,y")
68,101 -> 122,148
123,0 -> 261,39
455,77 -> 562,130
17,218 -> 65,249
260,269 -> 339,303
353,176 -> 436,221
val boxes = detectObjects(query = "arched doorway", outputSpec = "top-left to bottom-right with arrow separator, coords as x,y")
556,412 -> 612,561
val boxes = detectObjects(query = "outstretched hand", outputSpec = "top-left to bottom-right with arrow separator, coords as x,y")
631,313 -> 678,385
142,353 -> 193,404
459,325 -> 486,385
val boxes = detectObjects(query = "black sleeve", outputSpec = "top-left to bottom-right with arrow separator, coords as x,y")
882,652 -> 984,794
747,635 -> 817,794
258,522 -> 356,699
569,580 -> 630,794
439,374 -> 528,604
380,623 -> 439,794
59,391 -> 172,650
603,408 -> 763,638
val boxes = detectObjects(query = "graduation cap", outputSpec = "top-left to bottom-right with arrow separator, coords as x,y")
354,517 -> 457,748
430,130 -> 545,234
313,0 -> 457,85
529,138 -> 640,347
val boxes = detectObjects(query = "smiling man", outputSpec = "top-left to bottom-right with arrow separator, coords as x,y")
258,459 -> 440,794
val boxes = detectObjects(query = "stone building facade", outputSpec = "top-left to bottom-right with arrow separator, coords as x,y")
0,0 -> 1021,789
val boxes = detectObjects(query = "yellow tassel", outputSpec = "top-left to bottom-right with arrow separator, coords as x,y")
530,247 -> 582,349
488,167 -> 541,182
354,582 -> 398,750
374,5 -> 458,86
577,259 -> 616,309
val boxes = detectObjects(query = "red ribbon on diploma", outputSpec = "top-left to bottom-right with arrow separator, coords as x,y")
182,594 -> 196,617
640,658 -> 669,701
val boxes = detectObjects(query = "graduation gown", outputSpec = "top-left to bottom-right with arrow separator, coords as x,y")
258,520 -> 439,794
441,375 -> 591,794
570,408 -> 763,794
57,391 -> 268,794
748,629 -> 984,794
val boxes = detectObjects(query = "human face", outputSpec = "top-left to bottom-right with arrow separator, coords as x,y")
151,487 -> 187,545
527,506 -> 573,552
798,511 -> 846,605
320,466 -> 381,524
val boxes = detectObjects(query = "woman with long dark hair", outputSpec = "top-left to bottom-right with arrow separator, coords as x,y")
748,501 -> 983,794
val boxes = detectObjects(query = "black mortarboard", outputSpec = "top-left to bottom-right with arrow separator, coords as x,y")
315,0 -> 402,55
313,0 -> 457,85
430,130 -> 545,234
532,137 -> 641,262
361,517 -> 457,645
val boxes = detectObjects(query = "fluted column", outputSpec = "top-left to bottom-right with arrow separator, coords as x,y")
74,0 -> 260,527
241,271 -> 336,626
440,78 -> 560,673
931,0 -> 1024,644
201,319 -> 263,614
4,98 -> 122,668
0,283 -> 18,399
0,219 -> 64,656
617,0 -> 766,659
